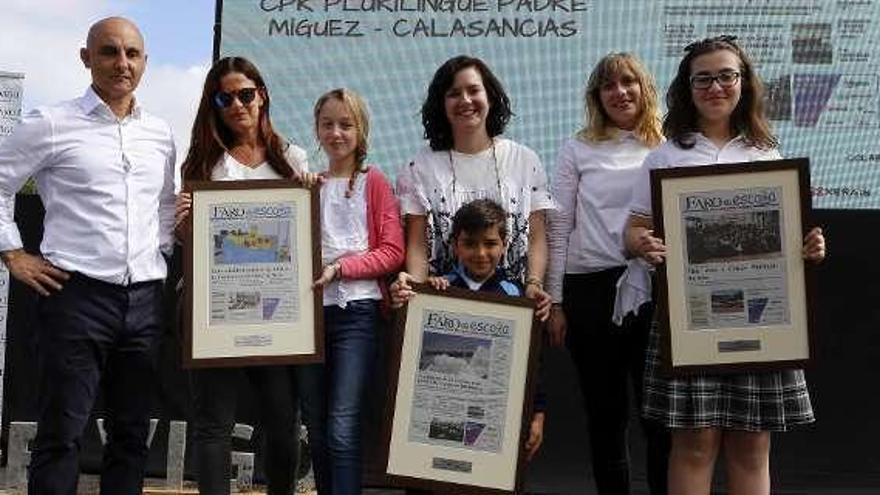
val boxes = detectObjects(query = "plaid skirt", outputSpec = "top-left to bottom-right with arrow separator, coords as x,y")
641,321 -> 814,431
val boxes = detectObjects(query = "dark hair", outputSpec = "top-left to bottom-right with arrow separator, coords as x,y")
451,199 -> 509,241
663,35 -> 777,150
181,56 -> 297,181
421,55 -> 512,151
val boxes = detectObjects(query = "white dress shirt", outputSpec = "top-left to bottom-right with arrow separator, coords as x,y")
629,134 -> 781,216
546,133 -> 654,302
0,87 -> 176,284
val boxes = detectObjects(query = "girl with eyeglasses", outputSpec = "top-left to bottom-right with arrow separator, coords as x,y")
545,52 -> 670,495
176,56 -> 318,495
301,88 -> 404,494
391,55 -> 555,322
624,37 -> 826,495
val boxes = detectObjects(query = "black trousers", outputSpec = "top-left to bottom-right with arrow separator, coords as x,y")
29,273 -> 163,495
563,269 -> 670,495
192,365 -> 300,495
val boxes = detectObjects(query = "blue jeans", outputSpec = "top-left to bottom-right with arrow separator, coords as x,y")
299,300 -> 378,495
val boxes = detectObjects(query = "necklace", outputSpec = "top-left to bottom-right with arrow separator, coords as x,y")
448,140 -> 502,198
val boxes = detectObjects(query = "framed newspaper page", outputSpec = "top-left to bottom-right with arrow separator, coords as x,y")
651,158 -> 816,374
182,179 -> 323,368
381,284 -> 542,494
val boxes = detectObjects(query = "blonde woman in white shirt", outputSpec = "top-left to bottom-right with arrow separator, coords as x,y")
625,36 -> 826,495
546,53 -> 669,495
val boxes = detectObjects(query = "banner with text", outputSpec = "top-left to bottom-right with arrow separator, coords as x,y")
219,0 -> 880,208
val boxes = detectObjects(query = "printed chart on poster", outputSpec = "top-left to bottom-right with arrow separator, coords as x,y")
219,0 -> 880,209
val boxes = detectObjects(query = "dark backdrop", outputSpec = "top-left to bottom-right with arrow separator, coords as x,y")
3,198 -> 878,493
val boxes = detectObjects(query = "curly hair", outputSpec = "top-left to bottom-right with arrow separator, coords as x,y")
578,52 -> 662,147
663,35 -> 777,150
181,56 -> 297,181
421,55 -> 512,151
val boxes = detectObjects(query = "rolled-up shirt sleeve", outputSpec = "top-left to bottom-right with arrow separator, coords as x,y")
0,108 -> 53,252
396,160 -> 426,216
527,148 -> 556,212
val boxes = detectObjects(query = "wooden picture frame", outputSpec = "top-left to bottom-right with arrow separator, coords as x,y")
380,284 -> 541,494
182,179 -> 323,368
651,158 -> 816,374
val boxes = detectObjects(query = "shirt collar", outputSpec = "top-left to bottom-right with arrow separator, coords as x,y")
79,85 -> 142,120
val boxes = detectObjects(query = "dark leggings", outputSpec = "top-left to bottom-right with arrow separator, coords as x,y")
563,269 -> 670,495
192,365 -> 300,495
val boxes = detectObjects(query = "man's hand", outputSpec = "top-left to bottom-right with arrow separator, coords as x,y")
2,249 -> 69,296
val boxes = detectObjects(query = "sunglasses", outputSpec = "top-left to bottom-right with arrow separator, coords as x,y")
213,87 -> 259,109
690,70 -> 741,90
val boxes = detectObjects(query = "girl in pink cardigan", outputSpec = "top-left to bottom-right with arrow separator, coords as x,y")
304,88 -> 405,494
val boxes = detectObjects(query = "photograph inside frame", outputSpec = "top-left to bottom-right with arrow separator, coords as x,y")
184,180 -> 322,368
383,285 -> 540,494
652,158 -> 815,373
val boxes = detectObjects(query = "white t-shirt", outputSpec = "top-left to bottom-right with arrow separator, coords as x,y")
397,138 -> 555,282
546,133 -> 655,302
210,145 -> 308,181
320,174 -> 382,308
629,134 -> 781,217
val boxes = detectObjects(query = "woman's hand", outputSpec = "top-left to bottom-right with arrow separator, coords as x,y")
174,192 -> 192,240
389,271 -> 418,308
547,304 -> 566,347
803,226 -> 826,263
426,275 -> 449,291
632,228 -> 667,265
313,262 -> 340,289
299,171 -> 323,188
524,412 -> 545,462
525,283 -> 552,322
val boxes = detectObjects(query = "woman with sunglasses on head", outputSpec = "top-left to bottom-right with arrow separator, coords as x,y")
392,55 -> 555,322
545,52 -> 670,495
175,56 -> 318,495
625,36 -> 826,495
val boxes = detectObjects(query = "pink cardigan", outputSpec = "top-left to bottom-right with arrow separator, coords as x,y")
335,166 -> 405,307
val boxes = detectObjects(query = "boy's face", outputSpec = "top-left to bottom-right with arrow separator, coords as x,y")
452,226 -> 506,282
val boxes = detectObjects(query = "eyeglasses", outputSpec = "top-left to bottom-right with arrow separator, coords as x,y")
213,87 -> 259,109
690,71 -> 741,90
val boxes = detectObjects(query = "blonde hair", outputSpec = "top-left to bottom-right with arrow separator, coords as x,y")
577,53 -> 662,147
313,88 -> 370,167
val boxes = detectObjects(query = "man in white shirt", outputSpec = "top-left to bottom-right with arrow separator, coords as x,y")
0,17 -> 175,493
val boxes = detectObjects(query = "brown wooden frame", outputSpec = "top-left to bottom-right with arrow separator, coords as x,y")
379,284 -> 542,494
651,158 -> 816,375
182,179 -> 323,368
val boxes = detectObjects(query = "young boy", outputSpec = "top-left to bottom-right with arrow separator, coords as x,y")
424,198 -> 547,461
